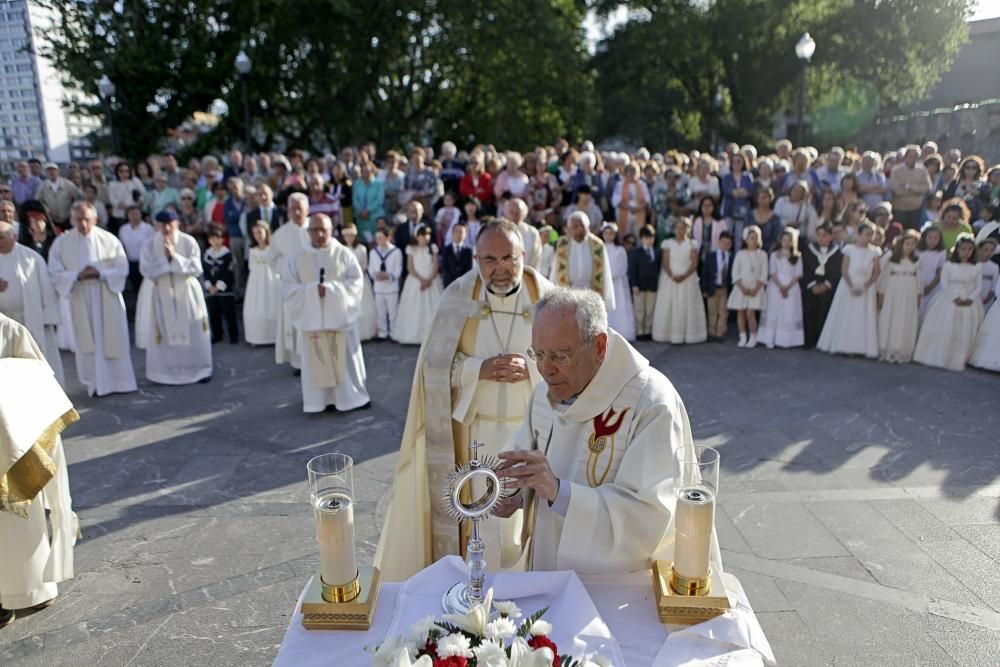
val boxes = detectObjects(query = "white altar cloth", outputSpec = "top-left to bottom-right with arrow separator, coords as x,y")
273,556 -> 774,666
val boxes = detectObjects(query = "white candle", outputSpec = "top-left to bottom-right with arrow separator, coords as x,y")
314,492 -> 358,587
673,486 -> 715,580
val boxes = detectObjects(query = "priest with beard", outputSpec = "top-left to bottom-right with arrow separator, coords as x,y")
283,213 -> 369,414
494,288 -> 719,574
0,220 -> 64,385
801,223 -> 843,349
139,210 -> 212,384
47,201 -> 137,397
377,219 -> 552,581
550,211 -> 615,312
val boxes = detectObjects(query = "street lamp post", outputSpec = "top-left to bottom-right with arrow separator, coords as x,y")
235,50 -> 252,149
794,32 -> 816,147
712,86 -> 724,156
97,74 -> 118,156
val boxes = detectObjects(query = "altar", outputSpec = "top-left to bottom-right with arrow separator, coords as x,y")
273,556 -> 775,666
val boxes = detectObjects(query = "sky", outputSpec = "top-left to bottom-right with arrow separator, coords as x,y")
973,0 -> 1000,19
586,1 -> 1000,52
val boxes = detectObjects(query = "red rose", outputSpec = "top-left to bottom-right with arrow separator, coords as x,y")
527,635 -> 559,666
419,640 -> 437,657
432,658 -> 468,667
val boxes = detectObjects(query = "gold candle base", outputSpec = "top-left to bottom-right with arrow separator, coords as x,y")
652,560 -> 731,625
321,573 -> 361,602
301,565 -> 380,630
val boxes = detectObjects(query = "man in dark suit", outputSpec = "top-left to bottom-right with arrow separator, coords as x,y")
628,225 -> 661,340
801,223 -> 842,348
700,231 -> 735,341
244,184 -> 283,248
393,200 -> 433,287
441,222 -> 473,287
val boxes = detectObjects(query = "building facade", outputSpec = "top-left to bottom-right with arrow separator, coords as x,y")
0,0 -> 99,166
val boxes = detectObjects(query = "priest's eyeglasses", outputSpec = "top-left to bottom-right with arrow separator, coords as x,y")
526,347 -> 572,366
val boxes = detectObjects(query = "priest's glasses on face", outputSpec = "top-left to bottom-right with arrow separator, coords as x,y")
526,346 -> 572,366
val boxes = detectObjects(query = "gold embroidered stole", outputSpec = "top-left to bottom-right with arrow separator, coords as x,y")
61,231 -> 125,359
554,236 -> 605,294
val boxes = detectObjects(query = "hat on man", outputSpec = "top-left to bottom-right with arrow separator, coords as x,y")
43,162 -> 58,171
155,210 -> 179,223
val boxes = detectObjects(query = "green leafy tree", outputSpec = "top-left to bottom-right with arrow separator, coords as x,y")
592,0 -> 972,148
40,0 -> 592,159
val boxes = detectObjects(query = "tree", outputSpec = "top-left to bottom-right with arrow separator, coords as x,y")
39,0 -> 593,160
592,0 -> 973,148
37,0 -> 254,162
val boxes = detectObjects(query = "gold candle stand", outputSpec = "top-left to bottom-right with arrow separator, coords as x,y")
651,560 -> 730,625
300,565 -> 381,630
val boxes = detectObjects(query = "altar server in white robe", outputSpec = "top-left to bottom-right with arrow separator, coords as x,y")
272,193 -> 310,369
0,314 -> 79,627
0,221 -> 64,385
549,211 -> 615,312
139,210 -> 212,384
376,219 -> 552,581
497,288 -> 720,574
284,214 -> 369,413
48,201 -> 137,397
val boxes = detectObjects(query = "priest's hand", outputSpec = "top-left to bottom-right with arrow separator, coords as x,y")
317,283 -> 326,298
493,491 -> 524,519
479,354 -> 529,383
497,450 -> 559,502
78,266 -> 99,281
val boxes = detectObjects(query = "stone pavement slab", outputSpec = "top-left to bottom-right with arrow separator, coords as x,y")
1,337 -> 997,666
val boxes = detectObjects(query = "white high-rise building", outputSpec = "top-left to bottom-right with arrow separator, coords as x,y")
0,0 -> 100,164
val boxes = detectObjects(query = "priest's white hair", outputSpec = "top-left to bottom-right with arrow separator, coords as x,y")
288,192 -> 308,207
535,288 -> 608,344
566,210 -> 590,230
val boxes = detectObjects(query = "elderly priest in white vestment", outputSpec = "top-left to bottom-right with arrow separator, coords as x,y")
495,288 -> 719,574
283,213 -> 369,413
549,211 -> 615,313
273,193 -> 310,371
139,210 -> 212,384
377,219 -> 552,581
0,220 -> 64,385
0,314 -> 79,628
48,201 -> 137,397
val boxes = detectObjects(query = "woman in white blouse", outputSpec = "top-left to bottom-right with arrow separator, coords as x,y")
107,161 -> 145,234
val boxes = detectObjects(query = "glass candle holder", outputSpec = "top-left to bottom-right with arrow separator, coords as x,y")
307,453 -> 359,600
672,445 -> 719,585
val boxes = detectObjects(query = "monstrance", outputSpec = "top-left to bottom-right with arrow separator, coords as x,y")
440,439 -> 516,614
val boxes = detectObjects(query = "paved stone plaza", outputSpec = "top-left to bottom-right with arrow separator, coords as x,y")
1,337 -> 998,666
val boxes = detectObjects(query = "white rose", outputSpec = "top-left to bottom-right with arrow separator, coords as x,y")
485,617 -> 518,641
407,615 -> 438,644
529,619 -> 553,637
493,600 -> 523,619
474,639 -> 510,667
436,633 -> 474,658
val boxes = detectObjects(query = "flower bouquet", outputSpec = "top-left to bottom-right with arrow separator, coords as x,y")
369,588 -> 613,667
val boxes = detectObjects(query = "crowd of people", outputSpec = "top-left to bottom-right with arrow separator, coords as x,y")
0,136 -> 998,406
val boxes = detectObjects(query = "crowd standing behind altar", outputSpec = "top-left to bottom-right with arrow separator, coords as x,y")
1,137 -> 999,400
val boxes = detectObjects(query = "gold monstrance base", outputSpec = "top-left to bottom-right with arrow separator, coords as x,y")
301,566 -> 380,630
651,560 -> 731,625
